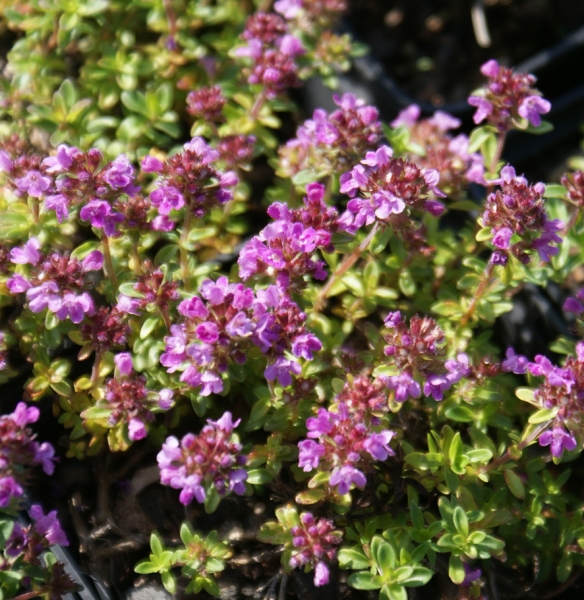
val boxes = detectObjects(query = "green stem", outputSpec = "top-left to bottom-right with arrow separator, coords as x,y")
180,209 -> 193,291
314,222 -> 380,312
459,260 -> 495,328
131,240 -> 143,276
250,90 -> 266,121
91,351 -> 103,388
478,420 -> 552,474
101,234 -> 118,292
159,308 -> 172,333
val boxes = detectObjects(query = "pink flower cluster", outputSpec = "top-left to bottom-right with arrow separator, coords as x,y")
7,237 -> 102,323
141,137 -> 238,230
289,512 -> 343,587
97,353 -> 174,442
0,403 -> 56,508
157,412 -> 247,505
483,165 -> 562,265
7,504 -> 68,564
383,311 -> 471,402
298,401 -> 395,495
235,12 -> 304,99
337,145 -> 445,235
0,144 -> 141,234
238,182 -> 340,291
160,276 -> 322,394
504,345 -> 584,457
278,93 -> 381,179
468,59 -> 551,131
390,104 -> 485,195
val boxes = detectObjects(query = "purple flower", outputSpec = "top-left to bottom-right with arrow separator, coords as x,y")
26,281 -> 62,313
564,297 -> 584,315
314,562 -> 330,587
462,563 -> 482,587
114,352 -> 134,376
539,427 -> 577,457
532,219 -> 563,262
10,237 -> 41,265
492,227 -> 513,250
518,95 -> 551,127
104,154 -> 137,192
445,353 -> 472,383
7,274 -> 32,294
0,476 -> 24,508
43,144 -> 78,173
15,170 -> 52,197
468,96 -> 493,124
502,347 -> 529,374
264,356 -> 302,387
44,193 -> 69,222
298,440 -> 325,471
55,292 -> 94,323
423,373 -> 452,401
391,104 -> 421,128
291,333 -> 322,360
386,372 -> 421,402
82,250 -> 104,271
128,418 -> 147,441
0,150 -> 14,172
30,505 -> 69,546
329,465 -> 367,495
33,442 -> 56,475
79,200 -> 124,236
150,186 -> 185,215
430,110 -> 461,131
10,401 -> 40,426
362,430 -> 395,461
141,155 -> 164,173
158,388 -> 174,410
117,294 -> 142,315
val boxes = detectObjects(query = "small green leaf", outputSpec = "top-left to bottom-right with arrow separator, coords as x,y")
246,469 -> 273,485
503,468 -> 525,499
448,554 -> 465,584
453,506 -> 469,537
528,407 -> 559,424
338,547 -> 371,570
347,571 -> 382,590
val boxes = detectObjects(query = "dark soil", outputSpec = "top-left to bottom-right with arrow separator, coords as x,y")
347,0 -> 584,107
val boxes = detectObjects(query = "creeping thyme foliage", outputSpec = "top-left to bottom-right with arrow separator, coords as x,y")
2,1 -> 584,597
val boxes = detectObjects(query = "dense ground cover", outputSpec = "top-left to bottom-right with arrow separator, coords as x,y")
2,1 -> 584,599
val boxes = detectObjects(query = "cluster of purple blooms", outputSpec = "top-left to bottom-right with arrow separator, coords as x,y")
157,411 -> 247,505
6,237 -> 102,323
0,144 -> 140,233
288,512 -> 343,587
290,371 -> 404,519
87,353 -> 174,443
278,92 -> 381,179
0,403 -> 56,508
235,12 -> 304,99
142,136 -> 238,230
482,165 -> 562,265
7,505 -> 69,559
298,394 -> 396,495
238,182 -> 340,291
503,345 -> 584,457
160,276 -> 322,394
337,145 -> 446,235
383,311 -> 471,402
390,104 -> 485,196
468,59 -> 551,131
